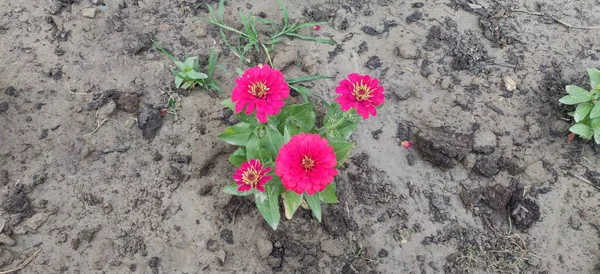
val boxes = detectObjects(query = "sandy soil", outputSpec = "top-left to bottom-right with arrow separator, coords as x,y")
1,0 -> 600,273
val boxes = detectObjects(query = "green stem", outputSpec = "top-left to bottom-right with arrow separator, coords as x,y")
262,44 -> 273,68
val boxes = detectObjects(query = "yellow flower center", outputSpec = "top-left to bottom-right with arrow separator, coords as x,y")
352,81 -> 373,101
242,167 -> 261,187
301,155 -> 315,170
249,81 -> 269,99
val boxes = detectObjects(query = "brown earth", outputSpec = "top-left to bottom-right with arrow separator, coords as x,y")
1,0 -> 600,273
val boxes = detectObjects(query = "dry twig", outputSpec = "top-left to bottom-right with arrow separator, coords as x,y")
0,248 -> 41,274
510,9 -> 600,30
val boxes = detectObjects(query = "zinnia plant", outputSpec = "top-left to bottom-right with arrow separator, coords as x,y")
218,65 -> 385,229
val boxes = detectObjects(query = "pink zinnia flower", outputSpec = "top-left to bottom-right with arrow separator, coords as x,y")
275,133 -> 338,195
335,73 -> 385,119
233,159 -> 272,192
231,64 -> 290,123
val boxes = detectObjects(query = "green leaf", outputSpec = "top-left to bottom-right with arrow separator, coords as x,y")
329,140 -> 353,166
588,68 -> 600,90
246,133 -> 270,162
276,0 -> 289,28
174,61 -> 187,71
569,123 -> 593,140
217,122 -> 254,146
228,147 -> 246,167
304,193 -> 322,222
323,103 -> 359,140
152,40 -> 180,63
286,74 -> 331,84
224,183 -> 253,196
574,102 -> 593,122
591,118 -> 600,130
260,124 -> 284,160
283,123 -> 301,143
255,180 -> 283,230
174,76 -> 184,89
181,81 -> 193,89
594,130 -> 600,144
218,0 -> 225,21
275,103 -> 316,133
566,85 -> 589,96
590,103 -> 600,119
184,57 -> 196,69
561,85 -> 592,104
284,32 -> 336,45
319,182 -> 339,204
282,190 -> 303,219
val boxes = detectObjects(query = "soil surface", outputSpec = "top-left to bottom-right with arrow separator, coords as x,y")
1,0 -> 600,273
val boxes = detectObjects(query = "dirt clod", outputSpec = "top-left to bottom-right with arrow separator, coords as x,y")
220,229 -> 233,244
474,156 -> 499,177
2,189 -> 33,217
137,104 -> 163,139
365,55 -> 382,69
0,248 -> 13,267
406,11 -> 422,24
509,198 -> 540,231
0,170 -> 8,185
148,256 -> 160,274
0,102 -> 8,113
414,127 -> 473,169
116,93 -> 141,113
78,225 -> 101,243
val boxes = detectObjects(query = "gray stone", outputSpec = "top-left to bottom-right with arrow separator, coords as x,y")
93,239 -> 114,270
272,47 -> 298,71
0,248 -> 12,267
461,153 -> 477,170
82,8 -> 97,18
440,77 -> 452,90
194,22 -> 208,38
0,102 -> 8,113
24,213 -> 49,231
216,249 -> 226,266
523,161 -> 545,185
473,130 -> 497,154
549,120 -> 570,137
0,234 -> 15,246
256,238 -> 273,259
320,239 -> 344,257
528,124 -> 542,139
97,99 -> 116,119
394,44 -> 420,59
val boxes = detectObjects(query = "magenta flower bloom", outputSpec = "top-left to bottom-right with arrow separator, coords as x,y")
231,64 -> 290,123
233,159 -> 272,192
275,133 -> 338,195
335,73 -> 385,119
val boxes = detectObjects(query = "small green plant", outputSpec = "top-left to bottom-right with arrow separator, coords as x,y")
559,68 -> 600,143
153,41 -> 226,93
204,0 -> 335,66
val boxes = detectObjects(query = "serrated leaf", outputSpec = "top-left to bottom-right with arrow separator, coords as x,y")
228,147 -> 246,167
590,103 -> 600,119
319,182 -> 339,204
255,180 -> 283,230
282,190 -> 303,219
217,122 -> 254,146
329,140 -> 353,166
574,102 -> 593,122
588,68 -> 600,90
304,193 -> 322,222
569,123 -> 593,140
224,182 -> 253,196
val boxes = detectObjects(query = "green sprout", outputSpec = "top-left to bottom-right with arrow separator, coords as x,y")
204,0 -> 335,66
559,68 -> 600,143
152,41 -> 226,93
